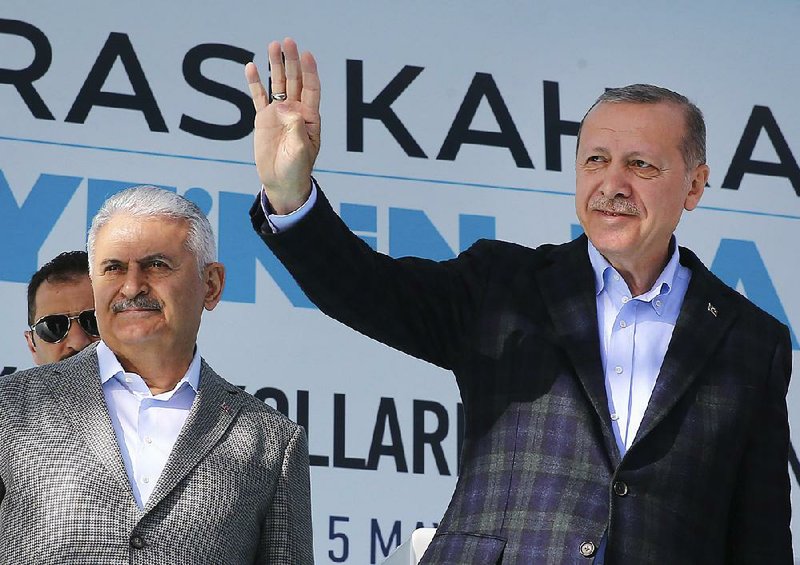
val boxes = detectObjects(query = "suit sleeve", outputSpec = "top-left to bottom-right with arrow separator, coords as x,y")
0,388 -> 6,509
250,185 -> 493,371
258,424 -> 313,565
726,323 -> 793,564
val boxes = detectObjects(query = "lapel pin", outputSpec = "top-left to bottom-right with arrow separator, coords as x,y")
221,402 -> 230,413
707,303 -> 718,317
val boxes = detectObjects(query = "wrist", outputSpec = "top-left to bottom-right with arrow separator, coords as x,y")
261,178 -> 314,215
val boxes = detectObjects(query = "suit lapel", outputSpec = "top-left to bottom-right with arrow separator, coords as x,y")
47,344 -> 135,500
632,247 -> 738,446
143,360 -> 243,514
536,236 -> 621,465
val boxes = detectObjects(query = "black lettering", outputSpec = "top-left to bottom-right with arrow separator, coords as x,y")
543,80 -> 580,171
346,59 -> 426,157
254,386 -> 289,416
366,397 -> 408,472
333,393 -> 367,469
296,390 -> 330,467
370,519 -> 401,564
790,443 -> 800,488
0,18 -> 54,119
65,32 -> 167,131
437,72 -> 533,168
179,43 -> 255,141
413,399 -> 450,475
721,105 -> 800,195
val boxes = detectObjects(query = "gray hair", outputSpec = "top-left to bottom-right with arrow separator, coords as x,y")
87,186 -> 216,277
577,83 -> 706,169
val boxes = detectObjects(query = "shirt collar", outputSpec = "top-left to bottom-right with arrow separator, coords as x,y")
587,237 -> 681,303
97,340 -> 201,392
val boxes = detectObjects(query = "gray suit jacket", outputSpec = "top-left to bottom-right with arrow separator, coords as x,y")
0,343 -> 313,564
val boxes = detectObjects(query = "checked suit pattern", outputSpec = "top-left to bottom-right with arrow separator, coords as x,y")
0,343 -> 313,564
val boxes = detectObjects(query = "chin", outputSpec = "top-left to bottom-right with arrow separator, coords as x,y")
593,237 -> 632,250
111,326 -> 164,346
586,222 -> 634,244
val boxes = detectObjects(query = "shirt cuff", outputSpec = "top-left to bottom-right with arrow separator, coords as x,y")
260,179 -> 318,233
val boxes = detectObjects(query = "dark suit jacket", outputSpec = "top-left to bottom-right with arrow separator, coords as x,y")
252,188 -> 792,564
0,343 -> 313,564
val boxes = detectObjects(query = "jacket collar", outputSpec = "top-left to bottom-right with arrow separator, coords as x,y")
536,235 -> 620,466
47,344 -> 244,515
536,237 -> 738,465
142,360 -> 244,514
631,246 -> 738,448
47,343 -> 137,508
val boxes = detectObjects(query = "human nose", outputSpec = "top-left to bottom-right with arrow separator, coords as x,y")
120,265 -> 148,298
63,320 -> 94,352
600,163 -> 632,199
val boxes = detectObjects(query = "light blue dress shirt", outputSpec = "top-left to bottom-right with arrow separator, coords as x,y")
97,341 -> 200,508
261,182 -> 318,232
588,239 -> 690,565
587,239 -> 690,456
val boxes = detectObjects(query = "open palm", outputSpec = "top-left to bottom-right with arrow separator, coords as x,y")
246,38 -> 321,214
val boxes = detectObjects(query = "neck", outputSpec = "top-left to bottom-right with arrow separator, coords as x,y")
596,237 -> 675,297
111,343 -> 195,394
614,263 -> 663,297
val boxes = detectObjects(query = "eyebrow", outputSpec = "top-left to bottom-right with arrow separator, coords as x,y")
582,146 -> 654,160
138,254 -> 171,264
579,146 -> 610,156
98,254 -> 173,267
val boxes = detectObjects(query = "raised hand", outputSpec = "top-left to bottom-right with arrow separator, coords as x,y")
245,38 -> 321,214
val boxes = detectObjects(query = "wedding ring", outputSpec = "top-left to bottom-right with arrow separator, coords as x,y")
271,92 -> 287,102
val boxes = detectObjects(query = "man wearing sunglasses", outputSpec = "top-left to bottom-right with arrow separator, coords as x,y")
24,250 -> 100,365
0,187 -> 312,564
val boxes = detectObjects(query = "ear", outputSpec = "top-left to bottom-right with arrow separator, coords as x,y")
684,163 -> 709,211
24,330 -> 36,355
202,262 -> 226,311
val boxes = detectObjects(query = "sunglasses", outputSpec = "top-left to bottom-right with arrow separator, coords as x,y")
30,309 -> 100,344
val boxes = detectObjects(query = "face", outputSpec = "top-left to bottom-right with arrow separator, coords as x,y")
26,276 -> 98,365
575,101 -> 709,272
90,214 -> 224,363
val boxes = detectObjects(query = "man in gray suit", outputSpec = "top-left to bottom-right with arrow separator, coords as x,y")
0,186 -> 313,564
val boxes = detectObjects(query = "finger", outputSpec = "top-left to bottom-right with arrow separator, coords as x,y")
283,37 -> 302,101
300,51 -> 320,115
245,62 -> 269,112
267,40 -> 286,101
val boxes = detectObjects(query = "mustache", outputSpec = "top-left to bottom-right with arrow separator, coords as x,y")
112,295 -> 162,313
589,196 -> 640,216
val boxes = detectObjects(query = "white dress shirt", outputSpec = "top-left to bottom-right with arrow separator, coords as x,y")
97,341 -> 200,508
